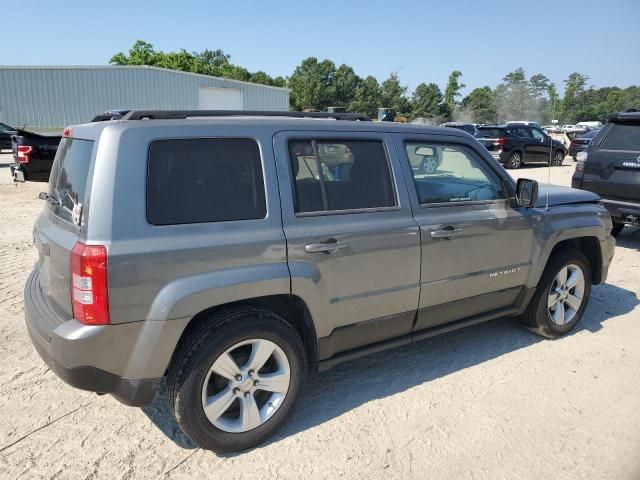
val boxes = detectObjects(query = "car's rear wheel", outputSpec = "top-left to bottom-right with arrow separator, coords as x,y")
552,150 -> 564,166
520,248 -> 591,338
167,307 -> 306,452
506,152 -> 522,169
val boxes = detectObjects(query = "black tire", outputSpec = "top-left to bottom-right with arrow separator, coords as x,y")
167,307 -> 307,452
506,151 -> 522,169
611,222 -> 625,237
520,248 -> 592,338
552,150 -> 564,166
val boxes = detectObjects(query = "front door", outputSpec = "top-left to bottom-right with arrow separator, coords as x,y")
529,127 -> 553,163
394,133 -> 536,332
275,131 -> 421,360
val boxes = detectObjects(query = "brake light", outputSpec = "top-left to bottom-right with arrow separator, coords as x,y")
17,145 -> 33,164
70,242 -> 109,325
496,137 -> 505,147
63,127 -> 73,138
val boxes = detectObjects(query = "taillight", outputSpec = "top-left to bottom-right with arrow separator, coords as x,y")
575,161 -> 585,173
63,127 -> 73,138
70,242 -> 109,325
496,137 -> 505,147
17,145 -> 33,164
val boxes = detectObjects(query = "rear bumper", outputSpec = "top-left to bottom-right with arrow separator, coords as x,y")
24,270 -> 189,406
600,198 -> 640,224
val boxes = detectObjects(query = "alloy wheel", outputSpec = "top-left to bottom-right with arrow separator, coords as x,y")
201,338 -> 291,433
548,263 -> 585,325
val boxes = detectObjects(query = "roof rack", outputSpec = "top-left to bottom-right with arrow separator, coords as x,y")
118,110 -> 371,122
606,109 -> 640,122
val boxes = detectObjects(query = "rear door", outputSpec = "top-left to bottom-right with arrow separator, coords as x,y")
583,121 -> 640,200
275,131 -> 421,360
34,136 -> 95,318
393,133 -> 535,332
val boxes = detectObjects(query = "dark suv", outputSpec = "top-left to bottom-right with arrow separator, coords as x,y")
25,110 -> 614,452
476,124 -> 567,169
572,109 -> 640,235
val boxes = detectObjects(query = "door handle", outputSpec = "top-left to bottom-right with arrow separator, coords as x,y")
304,239 -> 347,253
430,227 -> 463,239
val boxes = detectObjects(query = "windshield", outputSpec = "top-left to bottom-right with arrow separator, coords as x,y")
475,128 -> 504,138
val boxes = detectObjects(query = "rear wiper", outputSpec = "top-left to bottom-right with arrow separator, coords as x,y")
38,192 -> 60,206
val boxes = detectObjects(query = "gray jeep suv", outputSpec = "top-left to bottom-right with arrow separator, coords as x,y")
25,110 -> 615,452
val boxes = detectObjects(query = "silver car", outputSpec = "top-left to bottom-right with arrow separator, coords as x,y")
25,110 -> 615,452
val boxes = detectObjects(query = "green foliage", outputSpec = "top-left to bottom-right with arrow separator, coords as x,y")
465,87 -> 497,124
380,73 -> 410,115
443,71 -> 465,116
111,41 -> 639,121
411,83 -> 443,119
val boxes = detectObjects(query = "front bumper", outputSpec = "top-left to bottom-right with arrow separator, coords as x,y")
24,270 -> 189,406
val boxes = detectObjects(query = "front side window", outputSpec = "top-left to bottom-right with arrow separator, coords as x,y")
147,138 -> 266,225
289,139 -> 396,213
531,128 -> 546,141
405,142 -> 504,204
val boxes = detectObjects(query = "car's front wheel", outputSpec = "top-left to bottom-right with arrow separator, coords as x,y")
167,307 -> 306,452
520,248 -> 592,338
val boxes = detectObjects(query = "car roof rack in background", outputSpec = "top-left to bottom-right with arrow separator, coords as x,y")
90,110 -> 131,122
119,110 -> 372,122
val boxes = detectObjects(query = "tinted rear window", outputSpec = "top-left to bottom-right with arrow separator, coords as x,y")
600,122 -> 640,151
475,128 -> 504,138
49,137 -> 94,224
147,138 -> 266,225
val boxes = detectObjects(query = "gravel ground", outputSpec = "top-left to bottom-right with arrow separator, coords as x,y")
0,153 -> 639,480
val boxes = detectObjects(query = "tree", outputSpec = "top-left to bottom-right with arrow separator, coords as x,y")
288,57 -> 337,110
380,73 -> 410,114
529,74 -> 550,100
411,83 -> 443,119
333,64 -> 361,107
443,70 -> 466,116
561,72 -> 590,122
465,86 -> 497,123
494,67 -> 536,122
349,75 -> 381,117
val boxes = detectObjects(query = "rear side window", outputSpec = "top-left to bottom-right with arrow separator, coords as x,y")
600,122 -> 640,151
288,139 -> 396,213
49,137 -> 94,224
475,128 -> 504,138
147,138 -> 266,225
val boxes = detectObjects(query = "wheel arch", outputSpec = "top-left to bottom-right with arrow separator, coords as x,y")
546,236 -> 603,284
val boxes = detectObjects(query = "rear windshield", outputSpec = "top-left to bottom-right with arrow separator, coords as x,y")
475,128 -> 504,138
48,137 -> 94,224
146,138 -> 266,225
600,122 -> 640,151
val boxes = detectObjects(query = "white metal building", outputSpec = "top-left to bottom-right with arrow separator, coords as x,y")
0,65 -> 290,128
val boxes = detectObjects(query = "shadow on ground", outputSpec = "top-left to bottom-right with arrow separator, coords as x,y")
142,262 -> 638,452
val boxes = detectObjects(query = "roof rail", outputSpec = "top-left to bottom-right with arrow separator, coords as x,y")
606,109 -> 640,122
119,110 -> 372,122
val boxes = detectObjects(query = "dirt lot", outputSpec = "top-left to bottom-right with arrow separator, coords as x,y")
0,153 -> 639,480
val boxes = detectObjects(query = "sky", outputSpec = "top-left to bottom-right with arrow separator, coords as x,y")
2,0 -> 639,96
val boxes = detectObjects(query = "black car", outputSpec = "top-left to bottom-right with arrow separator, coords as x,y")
10,129 -> 61,181
441,122 -> 477,136
568,129 -> 600,159
572,109 -> 640,236
475,124 -> 567,169
0,122 -> 16,150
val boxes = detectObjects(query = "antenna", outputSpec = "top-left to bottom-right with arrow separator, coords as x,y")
545,131 -> 552,210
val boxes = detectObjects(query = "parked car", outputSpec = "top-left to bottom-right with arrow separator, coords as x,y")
542,125 -> 561,133
440,122 -> 477,135
576,121 -> 602,131
572,109 -> 640,236
10,129 -> 62,181
475,124 -> 567,168
25,110 -> 615,452
0,122 -> 17,150
568,129 -> 600,159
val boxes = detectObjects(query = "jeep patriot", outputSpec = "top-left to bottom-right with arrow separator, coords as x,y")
24,110 -> 616,451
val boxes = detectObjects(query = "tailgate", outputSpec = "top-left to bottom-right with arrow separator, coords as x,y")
583,151 -> 640,200
33,137 -> 95,318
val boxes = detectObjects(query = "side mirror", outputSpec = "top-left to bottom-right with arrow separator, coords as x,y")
516,178 -> 538,207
